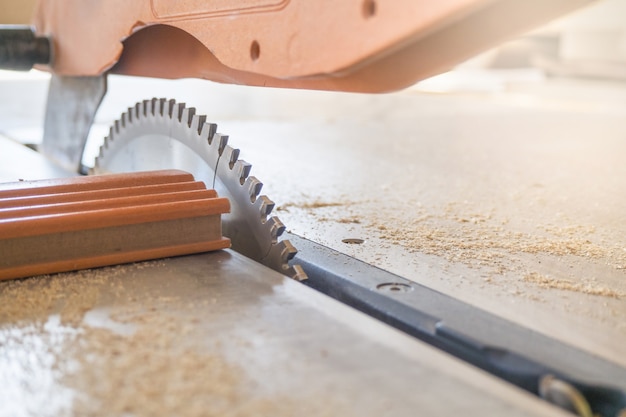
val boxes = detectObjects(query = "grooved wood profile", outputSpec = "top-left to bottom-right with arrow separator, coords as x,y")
0,170 -> 230,281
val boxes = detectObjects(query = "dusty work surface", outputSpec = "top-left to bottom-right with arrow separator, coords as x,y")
224,84 -> 626,367
1,70 -> 625,366
0,250 -> 569,417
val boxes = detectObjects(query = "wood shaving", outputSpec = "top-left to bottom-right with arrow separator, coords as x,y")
0,263 -> 308,417
277,200 -> 346,211
523,272 -> 625,299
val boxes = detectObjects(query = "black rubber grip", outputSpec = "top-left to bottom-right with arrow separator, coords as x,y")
0,26 -> 51,71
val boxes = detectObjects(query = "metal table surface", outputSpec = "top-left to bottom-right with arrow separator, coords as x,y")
215,79 -> 626,368
0,135 -> 572,415
0,134 -> 71,181
0,232 -> 568,416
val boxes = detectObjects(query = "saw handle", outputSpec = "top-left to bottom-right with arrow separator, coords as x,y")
0,26 -> 51,71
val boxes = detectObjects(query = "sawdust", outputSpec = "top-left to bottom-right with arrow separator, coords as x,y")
277,200 -> 346,211
278,196 -> 626,299
371,200 -> 625,270
65,313 -> 291,417
0,263 -> 306,417
377,220 -> 620,269
0,265 -> 124,325
336,216 -> 361,224
523,272 -> 625,299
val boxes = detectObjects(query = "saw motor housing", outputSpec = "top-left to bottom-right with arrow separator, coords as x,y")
24,0 -> 594,93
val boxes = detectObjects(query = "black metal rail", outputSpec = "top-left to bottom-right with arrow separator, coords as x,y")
289,233 -> 626,417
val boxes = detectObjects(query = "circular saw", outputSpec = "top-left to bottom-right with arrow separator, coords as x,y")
91,97 -> 306,281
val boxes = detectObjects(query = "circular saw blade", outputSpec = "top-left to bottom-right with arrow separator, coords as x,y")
91,98 -> 306,281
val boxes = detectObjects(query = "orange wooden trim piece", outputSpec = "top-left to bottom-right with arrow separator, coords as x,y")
0,170 -> 195,198
0,170 -> 231,281
0,239 -> 230,281
0,181 -> 208,209
0,189 -> 218,220
0,195 -> 230,239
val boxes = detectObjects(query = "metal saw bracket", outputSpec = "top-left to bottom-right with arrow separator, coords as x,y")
41,74 -> 107,174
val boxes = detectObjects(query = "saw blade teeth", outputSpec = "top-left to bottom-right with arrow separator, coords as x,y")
245,176 -> 263,203
269,217 -> 286,240
134,102 -> 142,119
157,98 -> 167,116
261,239 -> 308,281
114,120 -> 121,134
261,216 -> 285,243
233,160 -> 252,185
120,112 -> 128,128
141,100 -> 150,117
278,239 -> 297,262
173,102 -> 186,121
289,264 -> 308,281
200,122 -> 217,144
181,107 -> 196,127
216,134 -> 229,156
255,195 -> 275,217
226,147 -> 240,169
191,114 -> 207,134
148,98 -> 158,116
165,99 -> 177,118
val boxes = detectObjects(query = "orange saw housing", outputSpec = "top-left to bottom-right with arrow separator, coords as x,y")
33,0 -> 593,93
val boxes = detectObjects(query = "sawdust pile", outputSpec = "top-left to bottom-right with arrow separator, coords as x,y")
278,198 -> 626,300
278,201 -> 344,210
376,212 -> 624,273
523,272 -> 625,299
0,265 -> 111,325
0,264 -> 302,417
